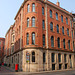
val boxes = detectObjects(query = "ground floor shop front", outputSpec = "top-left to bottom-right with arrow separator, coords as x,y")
4,48 -> 75,72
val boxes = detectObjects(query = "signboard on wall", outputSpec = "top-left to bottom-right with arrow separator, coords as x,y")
26,51 -> 30,63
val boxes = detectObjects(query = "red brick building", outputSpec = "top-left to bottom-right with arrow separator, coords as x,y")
0,38 -> 5,63
72,14 -> 75,51
4,0 -> 75,72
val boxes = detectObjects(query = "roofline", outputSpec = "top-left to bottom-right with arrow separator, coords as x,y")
0,38 -> 5,40
5,25 -> 14,37
46,1 -> 73,17
14,0 -> 73,20
14,0 -> 28,20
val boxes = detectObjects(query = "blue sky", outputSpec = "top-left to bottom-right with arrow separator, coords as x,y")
0,0 -> 75,38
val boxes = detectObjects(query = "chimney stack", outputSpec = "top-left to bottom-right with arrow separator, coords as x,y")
45,0 -> 48,2
56,0 -> 60,6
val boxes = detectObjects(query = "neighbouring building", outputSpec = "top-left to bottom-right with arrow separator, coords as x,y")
0,38 -> 5,63
72,14 -> 75,52
4,0 -> 75,72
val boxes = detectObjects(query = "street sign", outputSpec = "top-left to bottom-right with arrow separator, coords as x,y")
26,52 -> 30,63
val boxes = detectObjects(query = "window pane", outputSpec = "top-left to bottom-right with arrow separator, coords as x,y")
56,13 -> 58,20
32,52 -> 35,62
64,54 -> 67,62
51,36 -> 54,47
32,17 -> 35,27
62,27 -> 64,34
70,20 -> 72,27
12,45 -> 14,53
61,15 -> 63,22
27,33 -> 29,45
63,39 -> 65,49
32,33 -> 35,45
27,4 -> 30,12
50,22 -> 53,31
66,17 -> 68,24
13,35 -> 15,41
43,35 -> 45,46
42,7 -> 44,15
67,28 -> 69,36
57,37 -> 60,48
50,10 -> 52,18
42,20 -> 45,29
43,53 -> 45,63
32,4 -> 35,12
57,25 -> 59,33
58,54 -> 61,62
52,53 -> 55,62
27,18 -> 29,27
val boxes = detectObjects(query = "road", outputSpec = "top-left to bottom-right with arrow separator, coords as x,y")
0,66 -> 75,75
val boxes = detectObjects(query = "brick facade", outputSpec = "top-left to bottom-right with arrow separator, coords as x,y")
72,14 -> 75,52
0,38 -> 5,63
4,0 -> 75,72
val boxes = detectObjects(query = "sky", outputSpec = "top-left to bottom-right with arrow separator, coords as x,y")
0,0 -> 75,38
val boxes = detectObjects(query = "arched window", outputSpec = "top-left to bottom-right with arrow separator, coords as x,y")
32,33 -> 35,45
42,7 -> 44,15
26,33 -> 29,45
56,12 -> 58,20
27,4 -> 30,12
63,39 -> 65,49
50,22 -> 53,31
32,51 -> 35,62
57,24 -> 59,33
32,17 -> 35,27
57,37 -> 60,48
50,10 -> 52,18
51,36 -> 54,47
32,3 -> 35,12
43,34 -> 45,46
27,18 -> 29,27
42,20 -> 45,29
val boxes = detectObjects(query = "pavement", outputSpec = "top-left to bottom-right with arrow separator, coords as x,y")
0,66 -> 75,75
